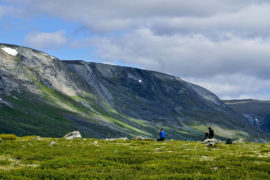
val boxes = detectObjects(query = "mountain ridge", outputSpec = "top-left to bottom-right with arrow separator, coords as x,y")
1,43 -> 269,142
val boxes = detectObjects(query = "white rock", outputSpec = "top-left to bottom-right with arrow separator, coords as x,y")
133,136 -> 153,141
36,136 -> 41,141
50,141 -> 56,146
105,137 -> 128,141
234,138 -> 245,144
134,136 -> 146,140
64,131 -> 82,140
203,138 -> 220,146
1,47 -> 18,56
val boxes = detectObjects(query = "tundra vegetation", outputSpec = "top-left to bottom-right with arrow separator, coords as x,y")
0,135 -> 270,179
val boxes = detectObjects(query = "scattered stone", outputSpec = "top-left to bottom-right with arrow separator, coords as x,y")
134,136 -> 146,140
105,137 -> 128,141
36,136 -> 41,141
133,136 -> 154,141
50,141 -> 56,146
234,138 -> 245,144
64,131 -> 82,140
203,138 -> 220,147
200,156 -> 214,161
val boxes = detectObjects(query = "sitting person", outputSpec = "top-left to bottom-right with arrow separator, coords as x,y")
204,127 -> 214,140
157,128 -> 165,141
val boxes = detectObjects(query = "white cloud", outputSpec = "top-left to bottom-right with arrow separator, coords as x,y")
24,30 -> 67,49
87,29 -> 270,78
151,4 -> 270,36
2,0 -> 270,99
3,0 -> 270,33
185,74 -> 270,100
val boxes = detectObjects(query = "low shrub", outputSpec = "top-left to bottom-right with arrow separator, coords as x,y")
0,134 -> 17,140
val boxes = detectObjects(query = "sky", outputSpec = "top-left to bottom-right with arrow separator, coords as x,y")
1,0 -> 270,100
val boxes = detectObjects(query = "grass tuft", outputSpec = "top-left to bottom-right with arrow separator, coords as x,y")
0,134 -> 17,140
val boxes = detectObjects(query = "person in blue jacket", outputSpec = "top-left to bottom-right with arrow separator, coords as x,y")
157,128 -> 165,141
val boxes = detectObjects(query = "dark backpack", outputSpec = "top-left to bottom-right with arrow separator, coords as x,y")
209,129 -> 214,138
226,139 -> 232,144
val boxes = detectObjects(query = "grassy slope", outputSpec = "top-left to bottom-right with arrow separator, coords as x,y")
0,137 -> 270,179
0,92 -> 76,137
1,88 -> 267,141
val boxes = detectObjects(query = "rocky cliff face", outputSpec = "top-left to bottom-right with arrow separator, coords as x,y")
0,43 -> 269,142
224,99 -> 270,134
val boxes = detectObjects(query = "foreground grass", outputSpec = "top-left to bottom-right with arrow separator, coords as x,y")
0,137 -> 270,179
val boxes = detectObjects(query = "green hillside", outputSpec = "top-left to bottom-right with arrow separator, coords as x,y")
0,136 -> 270,179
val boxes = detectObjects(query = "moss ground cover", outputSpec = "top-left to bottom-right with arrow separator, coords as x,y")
0,136 -> 270,179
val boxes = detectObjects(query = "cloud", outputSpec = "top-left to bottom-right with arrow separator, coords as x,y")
185,74 -> 270,100
2,0 -> 270,33
24,30 -> 67,49
2,0 -> 270,99
151,4 -> 270,36
87,29 -> 270,78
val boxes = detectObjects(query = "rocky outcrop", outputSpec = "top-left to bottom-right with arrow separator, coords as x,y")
202,138 -> 221,146
224,99 -> 270,134
64,131 -> 82,140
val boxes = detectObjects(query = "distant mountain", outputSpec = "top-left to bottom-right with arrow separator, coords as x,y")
224,99 -> 270,134
0,43 -> 269,142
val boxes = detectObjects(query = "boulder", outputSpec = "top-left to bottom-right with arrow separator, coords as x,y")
64,131 -> 82,140
203,138 -> 220,147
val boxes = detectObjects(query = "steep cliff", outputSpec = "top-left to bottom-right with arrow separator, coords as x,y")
0,43 -> 269,142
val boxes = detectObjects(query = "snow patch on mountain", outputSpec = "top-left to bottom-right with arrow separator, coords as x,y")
1,47 -> 18,56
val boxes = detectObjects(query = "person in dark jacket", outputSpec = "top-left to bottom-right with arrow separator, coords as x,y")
204,127 -> 214,140
157,128 -> 165,141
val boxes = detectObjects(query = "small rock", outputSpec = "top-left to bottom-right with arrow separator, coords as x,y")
134,136 -> 145,140
133,136 -> 153,141
50,141 -> 56,146
234,138 -> 245,144
105,137 -> 128,141
36,136 -> 41,141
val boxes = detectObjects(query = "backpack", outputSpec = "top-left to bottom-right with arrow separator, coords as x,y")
226,139 -> 232,144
